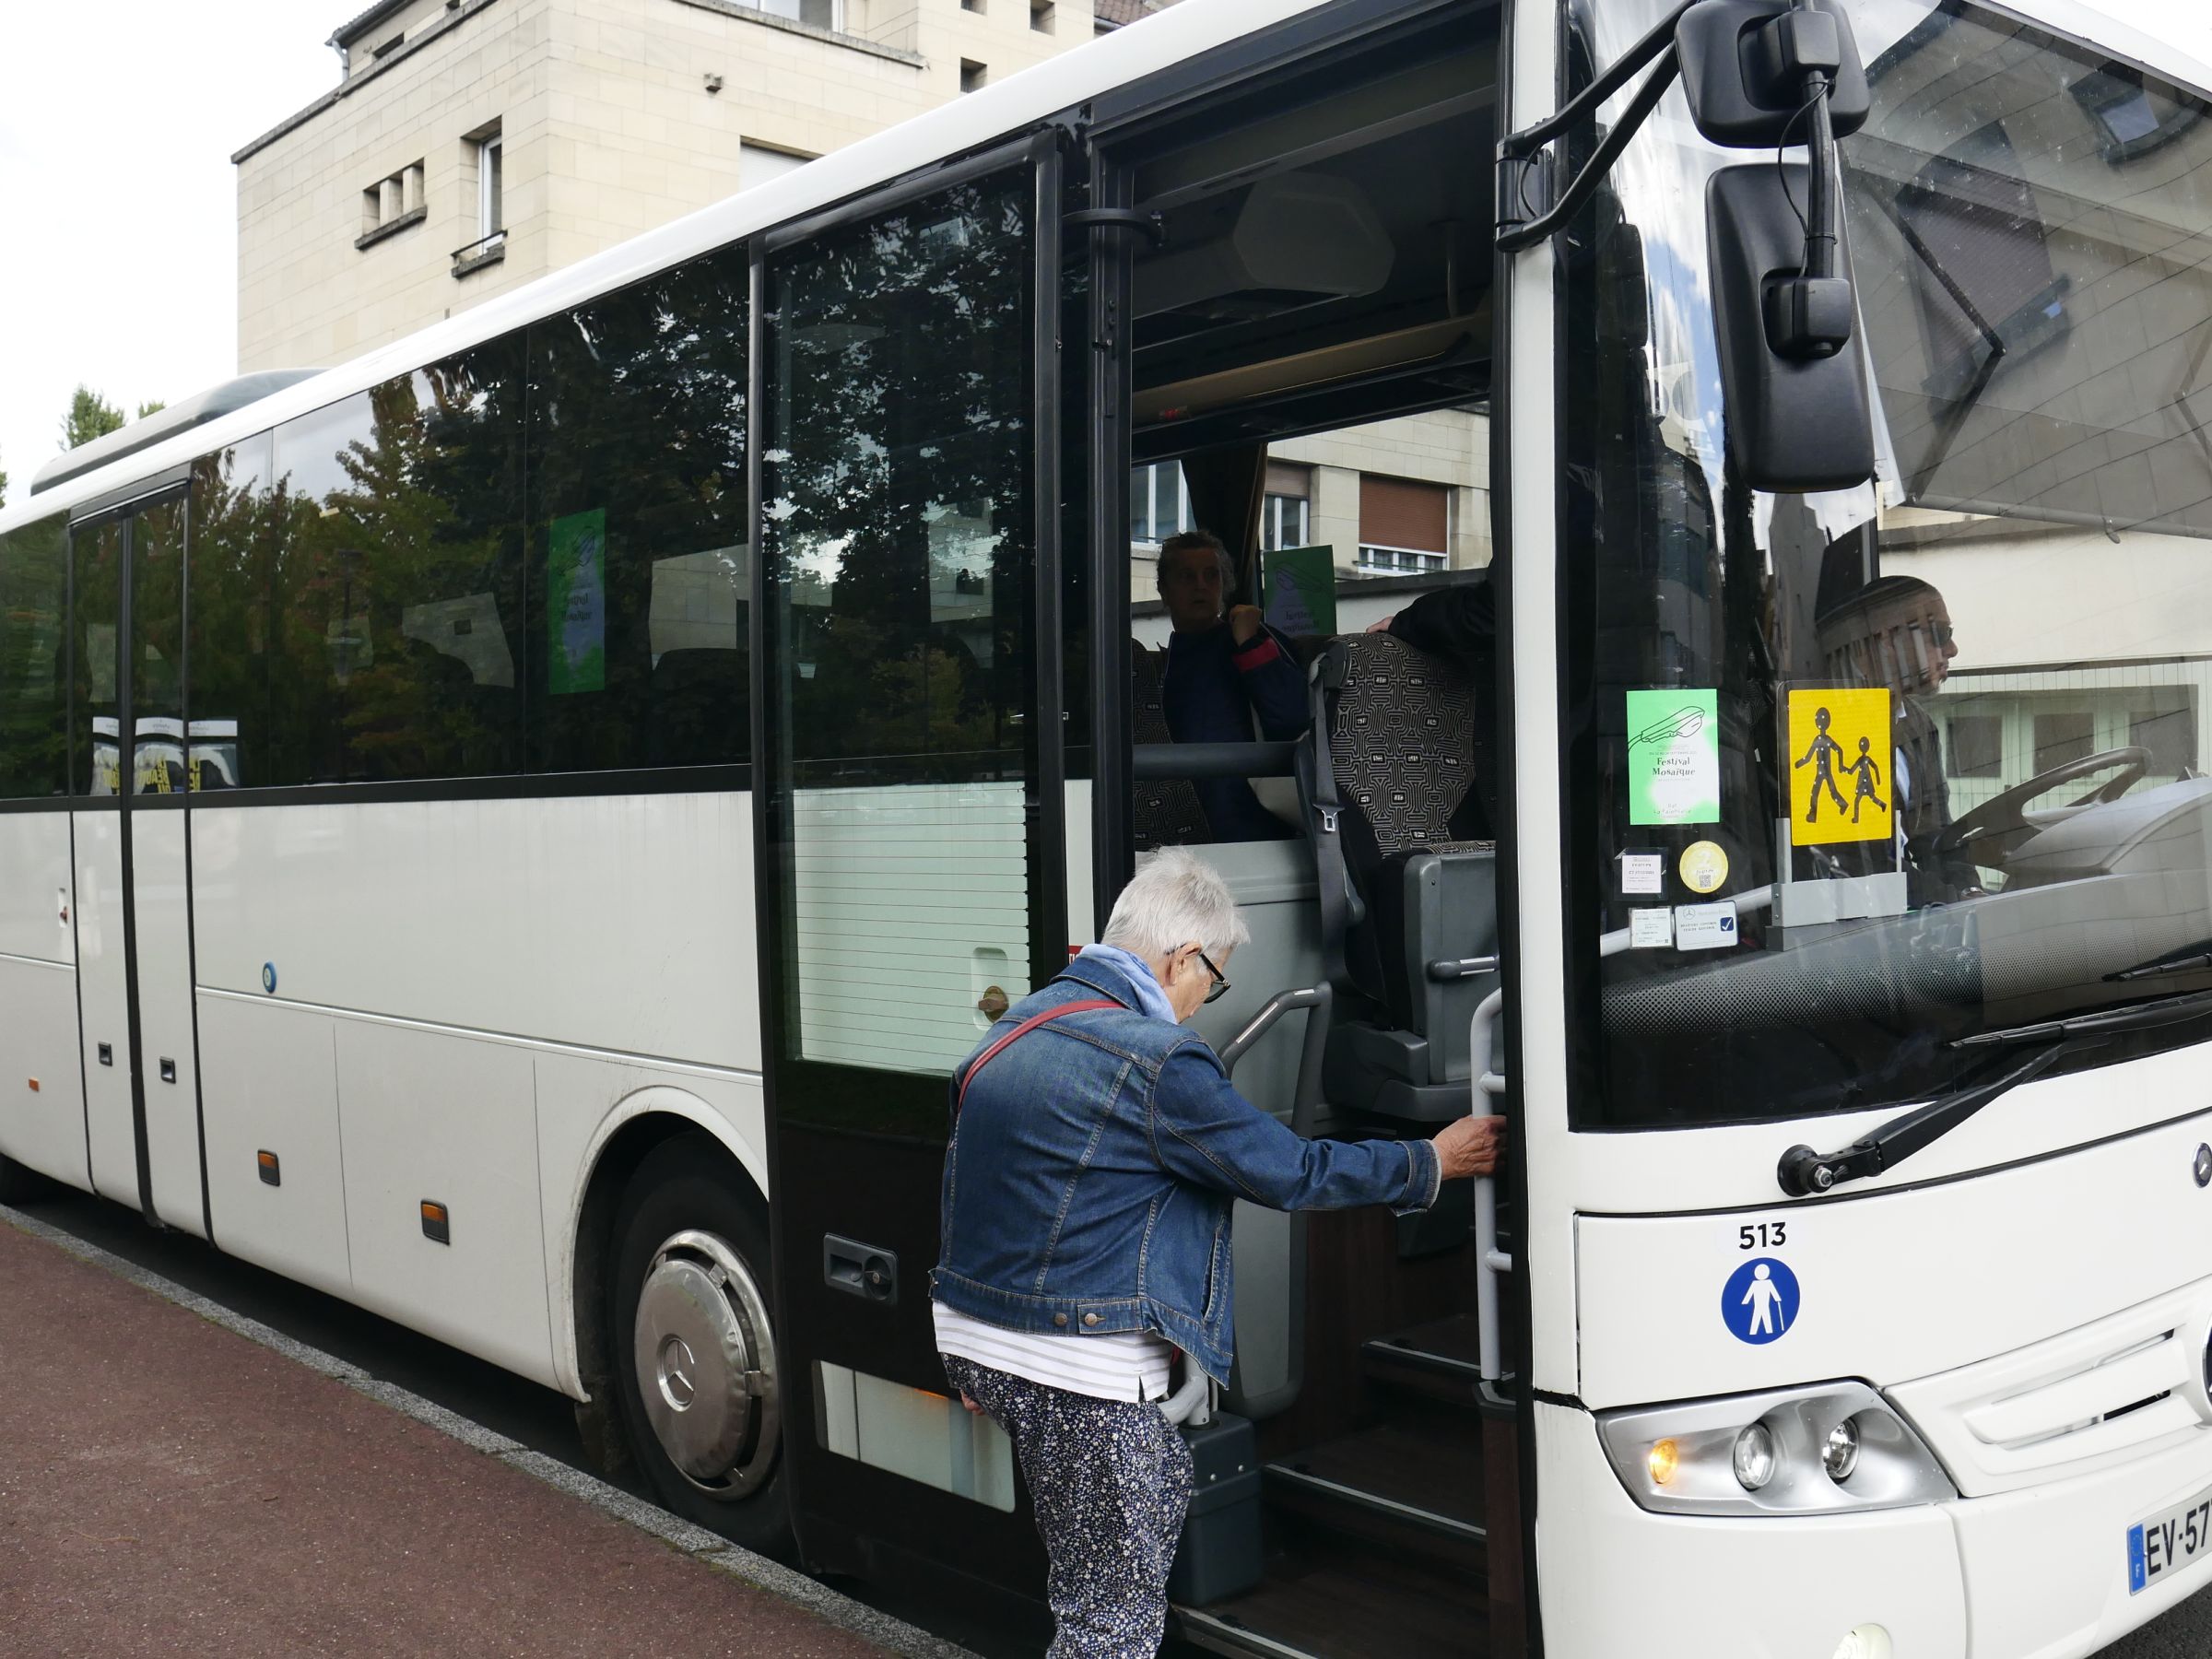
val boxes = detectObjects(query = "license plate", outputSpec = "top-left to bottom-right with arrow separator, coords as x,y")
2127,1486 -> 2212,1594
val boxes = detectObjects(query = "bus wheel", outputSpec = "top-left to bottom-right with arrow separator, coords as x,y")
607,1135 -> 791,1557
0,1154 -> 48,1204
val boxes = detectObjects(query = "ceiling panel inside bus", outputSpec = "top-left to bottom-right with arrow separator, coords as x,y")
1125,30 -> 1497,458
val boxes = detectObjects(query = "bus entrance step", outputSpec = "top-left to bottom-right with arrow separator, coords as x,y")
1172,1549 -> 1487,1659
1360,1312 -> 1486,1406
1264,1420 -> 1486,1571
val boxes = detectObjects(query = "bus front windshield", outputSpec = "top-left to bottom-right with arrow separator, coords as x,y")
1565,0 -> 2212,1127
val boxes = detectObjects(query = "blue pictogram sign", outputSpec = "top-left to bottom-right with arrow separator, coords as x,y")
1721,1257 -> 1800,1345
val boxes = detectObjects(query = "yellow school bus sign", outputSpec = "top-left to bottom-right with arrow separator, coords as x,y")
1788,688 -> 1891,846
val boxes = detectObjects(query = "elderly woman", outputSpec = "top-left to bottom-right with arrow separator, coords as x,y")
930,847 -> 1503,1657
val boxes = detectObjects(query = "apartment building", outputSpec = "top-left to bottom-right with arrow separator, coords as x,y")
233,0 -> 1089,370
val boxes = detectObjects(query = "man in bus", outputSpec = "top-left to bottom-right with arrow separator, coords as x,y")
1156,529 -> 1309,841
930,847 -> 1502,1657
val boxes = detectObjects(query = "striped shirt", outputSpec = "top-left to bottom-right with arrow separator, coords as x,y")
934,1301 -> 1176,1404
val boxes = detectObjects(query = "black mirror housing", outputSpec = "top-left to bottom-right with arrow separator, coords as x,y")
1707,163 -> 1874,492
1677,0 -> 1868,148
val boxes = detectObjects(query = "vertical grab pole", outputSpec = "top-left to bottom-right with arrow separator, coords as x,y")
1470,987 -> 1511,1382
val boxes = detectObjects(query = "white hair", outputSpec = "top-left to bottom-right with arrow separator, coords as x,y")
1100,846 -> 1252,960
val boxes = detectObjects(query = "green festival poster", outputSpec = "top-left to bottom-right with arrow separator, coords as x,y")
547,509 -> 607,695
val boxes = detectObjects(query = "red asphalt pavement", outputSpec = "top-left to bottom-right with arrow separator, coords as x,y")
0,1217 -> 891,1658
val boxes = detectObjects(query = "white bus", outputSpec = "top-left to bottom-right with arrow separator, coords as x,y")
3,0 -> 2211,1653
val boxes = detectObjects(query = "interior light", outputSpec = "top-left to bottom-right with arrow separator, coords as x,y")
1824,1418 -> 1862,1482
1733,1421 -> 1777,1490
1646,1438 -> 1679,1486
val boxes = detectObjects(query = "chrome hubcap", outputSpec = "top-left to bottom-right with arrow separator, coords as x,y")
632,1228 -> 779,1499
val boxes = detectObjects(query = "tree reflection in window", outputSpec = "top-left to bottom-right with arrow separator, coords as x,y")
764,176 -> 1033,781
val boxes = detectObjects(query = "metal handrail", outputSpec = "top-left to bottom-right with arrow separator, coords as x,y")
1211,982 -> 1334,1422
1467,889 -> 1780,1380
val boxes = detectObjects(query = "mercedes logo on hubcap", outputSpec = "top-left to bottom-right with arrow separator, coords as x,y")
660,1334 -> 698,1408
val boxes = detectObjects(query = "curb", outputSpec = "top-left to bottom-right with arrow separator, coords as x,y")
1,1203 -> 978,1659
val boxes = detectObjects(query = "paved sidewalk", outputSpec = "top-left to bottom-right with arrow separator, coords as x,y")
0,1211 -> 936,1659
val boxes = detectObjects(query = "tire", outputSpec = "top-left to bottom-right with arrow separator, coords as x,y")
0,1154 -> 48,1205
607,1133 -> 793,1558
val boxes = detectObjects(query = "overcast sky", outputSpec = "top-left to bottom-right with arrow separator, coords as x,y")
0,0 -> 2206,510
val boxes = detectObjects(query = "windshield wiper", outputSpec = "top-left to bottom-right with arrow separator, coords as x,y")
1776,986 -> 2212,1196
1777,1045 -> 2064,1196
1952,984 -> 2212,1047
2108,945 -> 2212,982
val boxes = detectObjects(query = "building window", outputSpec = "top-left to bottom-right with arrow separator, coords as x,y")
2032,711 -> 2096,774
1128,461 -> 1191,547
961,60 -> 988,93
1030,0 -> 1055,30
371,32 -> 406,59
1359,474 -> 1449,563
1946,713 -> 2003,779
743,0 -> 841,29
1355,545 -> 1448,575
963,0 -> 985,12
453,127 -> 506,276
477,131 -> 503,239
741,141 -> 812,192
1261,461 -> 1311,551
2132,694 -> 2197,775
358,160 -> 428,251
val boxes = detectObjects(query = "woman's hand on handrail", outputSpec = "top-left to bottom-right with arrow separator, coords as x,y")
1433,1113 -> 1507,1180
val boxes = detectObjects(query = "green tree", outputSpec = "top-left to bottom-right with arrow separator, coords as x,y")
136,398 -> 167,421
1,445 -> 9,508
60,385 -> 125,451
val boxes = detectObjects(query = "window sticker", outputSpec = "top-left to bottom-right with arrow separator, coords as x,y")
547,508 -> 607,695
1678,839 -> 1729,894
1788,687 -> 1891,846
1674,901 -> 1739,950
1620,850 -> 1665,895
1629,908 -> 1674,948
1625,688 -> 1720,826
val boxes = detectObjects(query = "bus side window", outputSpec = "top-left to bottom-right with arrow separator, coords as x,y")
525,247 -> 750,776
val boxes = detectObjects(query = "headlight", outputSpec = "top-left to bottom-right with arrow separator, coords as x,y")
1598,1381 -> 1956,1516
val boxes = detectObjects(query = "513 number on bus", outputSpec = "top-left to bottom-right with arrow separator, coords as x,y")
1738,1221 -> 1787,1251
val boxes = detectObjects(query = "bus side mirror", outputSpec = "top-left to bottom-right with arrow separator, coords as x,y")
1678,0 -> 1875,492
1706,164 -> 1873,492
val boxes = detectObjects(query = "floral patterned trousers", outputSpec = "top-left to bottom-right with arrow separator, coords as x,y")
942,1354 -> 1196,1658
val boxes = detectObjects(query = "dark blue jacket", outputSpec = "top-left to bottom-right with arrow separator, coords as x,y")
929,954 -> 1441,1384
1163,621 -> 1309,841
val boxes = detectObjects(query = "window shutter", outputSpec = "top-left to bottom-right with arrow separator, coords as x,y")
1359,475 -> 1448,552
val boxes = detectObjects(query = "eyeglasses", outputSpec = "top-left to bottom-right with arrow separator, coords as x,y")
1195,949 -> 1230,1005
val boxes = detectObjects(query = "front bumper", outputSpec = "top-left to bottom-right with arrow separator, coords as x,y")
1536,1395 -> 2212,1658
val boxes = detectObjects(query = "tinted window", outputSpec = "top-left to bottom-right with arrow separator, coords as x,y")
131,499 -> 187,795
263,340 -> 524,785
189,434 -> 278,790
72,522 -> 124,795
0,514 -> 69,799
528,248 -> 749,774
762,172 -> 1037,1086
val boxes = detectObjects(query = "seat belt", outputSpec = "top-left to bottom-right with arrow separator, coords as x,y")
1302,647 -> 1361,994
954,998 -> 1121,1118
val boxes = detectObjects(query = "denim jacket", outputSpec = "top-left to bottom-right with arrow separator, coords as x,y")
930,953 -> 1441,1385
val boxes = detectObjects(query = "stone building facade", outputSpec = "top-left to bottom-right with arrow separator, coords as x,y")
234,0 -> 1089,371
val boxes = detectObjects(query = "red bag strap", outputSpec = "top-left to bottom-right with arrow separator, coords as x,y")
957,998 -> 1122,1116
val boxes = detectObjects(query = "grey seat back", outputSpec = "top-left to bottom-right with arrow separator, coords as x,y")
1315,632 -> 1500,1121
